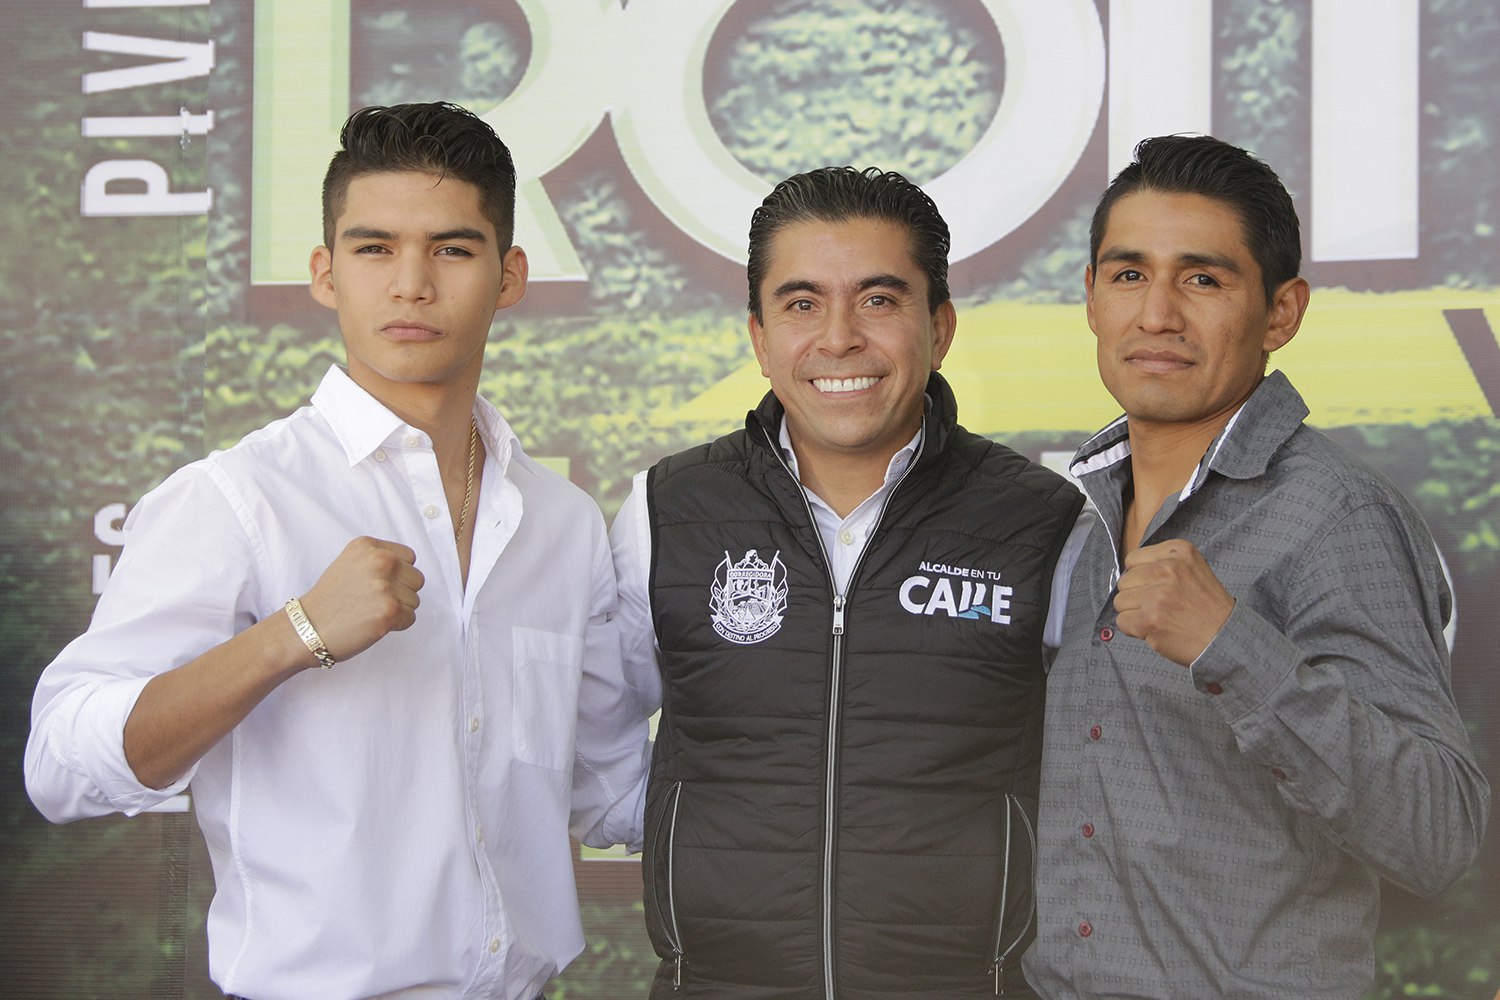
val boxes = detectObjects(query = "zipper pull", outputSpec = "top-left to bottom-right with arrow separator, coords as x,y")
992,956 -> 1005,995
674,953 -> 683,989
832,594 -> 846,635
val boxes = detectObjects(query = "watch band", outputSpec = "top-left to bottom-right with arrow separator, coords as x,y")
284,597 -> 336,669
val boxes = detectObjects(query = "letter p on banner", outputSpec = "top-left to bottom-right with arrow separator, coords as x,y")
82,160 -> 212,217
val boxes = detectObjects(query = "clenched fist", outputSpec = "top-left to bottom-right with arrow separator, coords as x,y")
1113,539 -> 1234,667
295,537 -> 424,664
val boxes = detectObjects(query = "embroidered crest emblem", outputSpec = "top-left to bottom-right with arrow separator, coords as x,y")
709,549 -> 789,645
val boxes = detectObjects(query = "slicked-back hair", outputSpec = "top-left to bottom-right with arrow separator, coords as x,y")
747,166 -> 951,322
321,102 -> 517,249
1090,134 -> 1301,304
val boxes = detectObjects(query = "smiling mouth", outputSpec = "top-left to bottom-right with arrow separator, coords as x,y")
812,376 -> 881,393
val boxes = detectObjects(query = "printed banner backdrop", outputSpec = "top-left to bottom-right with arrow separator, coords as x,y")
1,1 -> 1496,996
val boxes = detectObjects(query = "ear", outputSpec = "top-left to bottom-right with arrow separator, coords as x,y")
495,245 -> 529,310
929,300 -> 957,370
309,245 -> 336,310
1083,265 -> 1099,338
1263,276 -> 1310,354
749,313 -> 772,379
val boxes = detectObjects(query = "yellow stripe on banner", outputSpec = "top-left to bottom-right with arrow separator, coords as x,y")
1273,288 -> 1497,426
674,290 -> 1500,433
252,1 -> 350,284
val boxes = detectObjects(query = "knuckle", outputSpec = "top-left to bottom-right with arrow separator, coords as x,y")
379,596 -> 403,627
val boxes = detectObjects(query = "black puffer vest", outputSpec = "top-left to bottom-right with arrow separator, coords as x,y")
643,373 -> 1084,999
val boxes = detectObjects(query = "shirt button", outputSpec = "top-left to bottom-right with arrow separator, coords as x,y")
1271,767 -> 1289,781
374,449 -> 387,463
404,434 -> 420,448
839,529 -> 854,545
489,936 -> 501,954
1205,681 -> 1224,696
476,825 -> 484,843
423,504 -> 440,519
1099,626 -> 1114,641
1081,822 -> 1095,838
470,717 -> 481,733
1078,921 -> 1093,938
1089,724 -> 1102,741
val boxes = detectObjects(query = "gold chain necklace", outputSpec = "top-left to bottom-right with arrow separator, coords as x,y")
454,418 -> 478,543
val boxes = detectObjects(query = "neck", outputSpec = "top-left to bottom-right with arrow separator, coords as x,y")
790,442 -> 909,520
1119,409 -> 1235,556
1125,418 -> 1224,502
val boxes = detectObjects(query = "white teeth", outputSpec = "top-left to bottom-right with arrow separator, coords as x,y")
813,376 -> 879,393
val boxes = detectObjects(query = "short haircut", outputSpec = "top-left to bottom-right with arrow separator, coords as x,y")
747,166 -> 951,322
1090,135 -> 1301,304
321,102 -> 517,249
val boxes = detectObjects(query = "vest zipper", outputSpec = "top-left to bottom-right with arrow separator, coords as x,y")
989,792 -> 1037,994
658,781 -> 686,987
760,420 -> 926,1000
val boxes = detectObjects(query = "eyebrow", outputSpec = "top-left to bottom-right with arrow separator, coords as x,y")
771,278 -> 825,300
338,226 -> 489,244
770,273 -> 915,300
1097,246 -> 1241,273
856,273 -> 914,295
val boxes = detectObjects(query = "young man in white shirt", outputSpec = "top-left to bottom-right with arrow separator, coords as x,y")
25,102 -> 652,1000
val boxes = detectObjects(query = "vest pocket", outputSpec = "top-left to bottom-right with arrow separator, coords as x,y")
645,779 -> 687,987
990,792 -> 1038,994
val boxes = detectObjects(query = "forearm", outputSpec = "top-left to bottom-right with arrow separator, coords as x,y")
123,608 -> 317,789
1196,603 -> 1490,894
570,506 -> 657,849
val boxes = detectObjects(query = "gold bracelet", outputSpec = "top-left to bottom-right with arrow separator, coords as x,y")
284,597 -> 336,669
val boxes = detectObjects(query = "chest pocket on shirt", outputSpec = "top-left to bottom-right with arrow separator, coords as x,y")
512,626 -> 585,771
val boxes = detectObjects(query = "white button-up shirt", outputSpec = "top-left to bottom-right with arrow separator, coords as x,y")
776,418 -> 920,595
25,366 -> 653,1000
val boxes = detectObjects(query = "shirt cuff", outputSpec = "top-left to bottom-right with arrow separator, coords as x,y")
585,767 -> 649,854
67,677 -> 196,815
1188,601 -> 1303,722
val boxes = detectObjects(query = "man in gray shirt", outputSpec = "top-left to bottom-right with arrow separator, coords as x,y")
1025,134 -> 1490,998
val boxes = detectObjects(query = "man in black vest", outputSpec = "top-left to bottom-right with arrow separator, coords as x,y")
611,166 -> 1086,998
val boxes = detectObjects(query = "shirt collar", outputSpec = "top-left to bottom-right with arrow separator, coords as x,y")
310,364 -> 520,470
1069,370 -> 1309,495
776,414 -> 923,490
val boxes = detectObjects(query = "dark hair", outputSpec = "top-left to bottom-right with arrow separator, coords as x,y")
321,102 -> 517,249
746,166 -> 951,321
1089,134 -> 1301,303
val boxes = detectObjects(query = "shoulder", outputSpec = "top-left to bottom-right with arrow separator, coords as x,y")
651,427 -> 760,487
1271,424 -> 1425,521
942,425 -> 1084,516
507,448 -> 607,529
1251,426 -> 1444,601
130,405 -> 322,524
197,404 -> 328,484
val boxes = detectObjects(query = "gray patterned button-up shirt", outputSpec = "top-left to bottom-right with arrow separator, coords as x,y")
1024,371 -> 1489,999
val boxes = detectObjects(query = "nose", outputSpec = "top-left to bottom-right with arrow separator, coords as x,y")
1138,278 -> 1185,334
388,252 -> 435,303
818,305 -> 864,356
